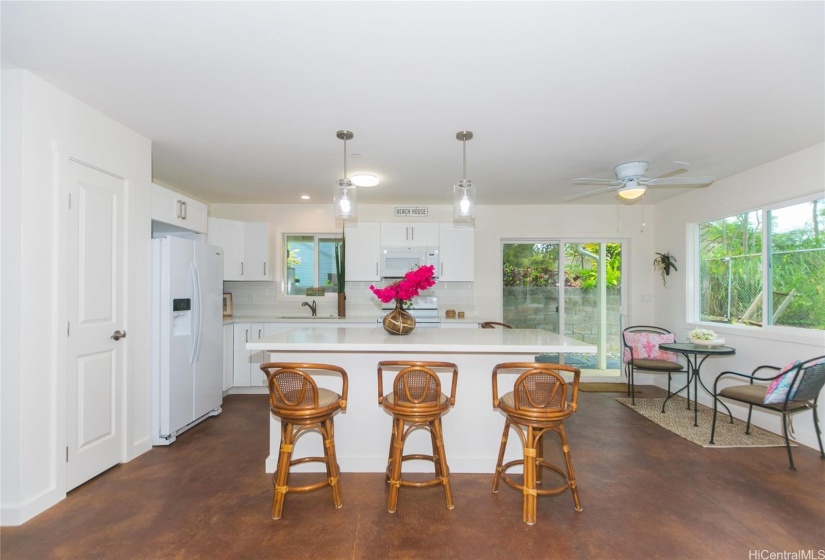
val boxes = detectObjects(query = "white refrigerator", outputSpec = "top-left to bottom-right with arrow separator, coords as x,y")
151,236 -> 224,445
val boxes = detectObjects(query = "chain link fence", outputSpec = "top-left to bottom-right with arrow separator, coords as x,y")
701,247 -> 825,329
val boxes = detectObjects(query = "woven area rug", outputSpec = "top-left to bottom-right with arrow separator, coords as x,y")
616,396 -> 794,448
580,383 -> 639,393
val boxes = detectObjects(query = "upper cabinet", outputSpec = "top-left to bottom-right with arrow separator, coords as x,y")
151,183 -> 208,233
380,222 -> 439,247
438,223 -> 474,282
345,222 -> 381,282
208,217 -> 271,281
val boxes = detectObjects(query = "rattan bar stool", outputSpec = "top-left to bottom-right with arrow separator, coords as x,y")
260,362 -> 348,520
377,361 -> 458,513
491,362 -> 582,524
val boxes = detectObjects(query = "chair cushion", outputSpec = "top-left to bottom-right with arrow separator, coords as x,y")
623,332 -> 678,363
317,388 -> 342,408
763,361 -> 801,404
629,358 -> 684,372
721,383 -> 811,411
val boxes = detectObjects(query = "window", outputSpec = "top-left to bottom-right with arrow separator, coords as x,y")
285,234 -> 342,296
697,197 -> 824,330
502,240 -> 624,372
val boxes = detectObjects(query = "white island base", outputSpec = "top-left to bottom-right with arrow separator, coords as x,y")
247,327 -> 596,474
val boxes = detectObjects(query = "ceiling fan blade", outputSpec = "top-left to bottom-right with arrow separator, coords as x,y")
646,175 -> 714,186
572,178 -> 622,186
565,186 -> 618,201
646,160 -> 691,179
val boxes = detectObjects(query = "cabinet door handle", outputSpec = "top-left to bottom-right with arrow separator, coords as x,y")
181,200 -> 187,220
411,226 -> 414,240
175,200 -> 182,219
264,262 -> 267,276
245,329 -> 249,343
241,262 -> 244,276
406,227 -> 409,241
258,329 -> 262,339
440,263 -> 444,277
375,262 -> 378,276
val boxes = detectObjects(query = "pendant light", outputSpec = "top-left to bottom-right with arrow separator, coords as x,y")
453,131 -> 476,222
334,130 -> 357,219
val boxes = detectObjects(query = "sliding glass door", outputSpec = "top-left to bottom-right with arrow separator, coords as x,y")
502,240 -> 623,373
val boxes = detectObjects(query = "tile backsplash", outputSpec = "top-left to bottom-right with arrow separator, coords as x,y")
224,280 -> 475,318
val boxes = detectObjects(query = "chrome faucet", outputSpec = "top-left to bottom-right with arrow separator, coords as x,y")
302,300 -> 317,317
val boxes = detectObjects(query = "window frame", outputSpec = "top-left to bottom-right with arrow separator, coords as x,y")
282,232 -> 343,299
688,193 -> 825,339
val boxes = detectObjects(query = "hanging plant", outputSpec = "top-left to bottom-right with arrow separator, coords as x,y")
654,252 -> 677,287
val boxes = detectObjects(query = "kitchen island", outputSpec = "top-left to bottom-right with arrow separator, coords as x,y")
248,327 -> 596,473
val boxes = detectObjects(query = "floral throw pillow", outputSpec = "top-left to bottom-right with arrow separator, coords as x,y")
622,332 -> 678,363
763,361 -> 802,404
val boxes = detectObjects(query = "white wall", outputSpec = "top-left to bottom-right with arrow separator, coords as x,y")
654,143 -> 825,449
1,70 -> 153,525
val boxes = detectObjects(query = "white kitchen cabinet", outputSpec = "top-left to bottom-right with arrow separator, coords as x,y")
208,218 -> 271,281
233,323 -> 266,387
380,222 -> 439,247
151,183 -> 208,233
243,222 -> 271,280
437,223 -> 474,282
223,324 -> 234,391
345,222 -> 381,282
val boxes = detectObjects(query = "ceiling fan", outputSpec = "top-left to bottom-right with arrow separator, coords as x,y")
567,161 -> 714,202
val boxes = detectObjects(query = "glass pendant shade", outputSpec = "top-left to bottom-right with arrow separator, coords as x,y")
334,178 -> 357,219
453,131 -> 476,222
334,130 -> 357,219
453,180 -> 475,221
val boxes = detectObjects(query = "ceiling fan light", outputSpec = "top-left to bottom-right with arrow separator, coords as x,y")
617,183 -> 647,200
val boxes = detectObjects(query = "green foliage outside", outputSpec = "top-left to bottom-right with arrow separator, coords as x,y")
502,243 -> 622,289
699,199 -> 825,330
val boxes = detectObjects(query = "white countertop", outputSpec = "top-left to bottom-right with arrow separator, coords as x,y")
224,314 -> 380,325
246,326 -> 595,354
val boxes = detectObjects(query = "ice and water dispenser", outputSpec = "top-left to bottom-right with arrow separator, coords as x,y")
172,298 -> 192,336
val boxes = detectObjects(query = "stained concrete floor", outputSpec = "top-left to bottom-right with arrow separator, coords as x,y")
2,388 -> 824,560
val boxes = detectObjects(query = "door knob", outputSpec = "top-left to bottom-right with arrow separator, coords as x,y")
111,330 -> 126,341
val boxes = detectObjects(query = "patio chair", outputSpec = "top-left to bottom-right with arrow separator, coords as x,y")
710,355 -> 825,470
622,326 -> 685,406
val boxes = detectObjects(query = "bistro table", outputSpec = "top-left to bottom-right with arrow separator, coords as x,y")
658,342 -> 736,427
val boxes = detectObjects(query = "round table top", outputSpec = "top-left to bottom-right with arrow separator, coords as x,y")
659,342 -> 736,355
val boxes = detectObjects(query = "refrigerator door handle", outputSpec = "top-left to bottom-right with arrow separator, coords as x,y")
190,264 -> 203,364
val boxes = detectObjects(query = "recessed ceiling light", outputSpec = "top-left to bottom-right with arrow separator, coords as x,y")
351,173 -> 380,187
300,195 -> 310,200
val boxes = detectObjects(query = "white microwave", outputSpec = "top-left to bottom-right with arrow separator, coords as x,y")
380,246 -> 439,278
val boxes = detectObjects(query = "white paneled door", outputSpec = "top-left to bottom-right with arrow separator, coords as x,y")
66,160 -> 126,490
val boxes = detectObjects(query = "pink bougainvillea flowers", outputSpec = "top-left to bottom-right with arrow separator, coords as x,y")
369,265 -> 436,304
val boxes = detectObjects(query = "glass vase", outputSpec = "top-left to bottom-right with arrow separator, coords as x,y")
382,299 -> 416,335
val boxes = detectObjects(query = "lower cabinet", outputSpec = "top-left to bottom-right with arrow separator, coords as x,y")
233,323 -> 265,387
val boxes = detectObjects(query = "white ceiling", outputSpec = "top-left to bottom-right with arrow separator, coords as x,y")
2,1 -> 823,206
